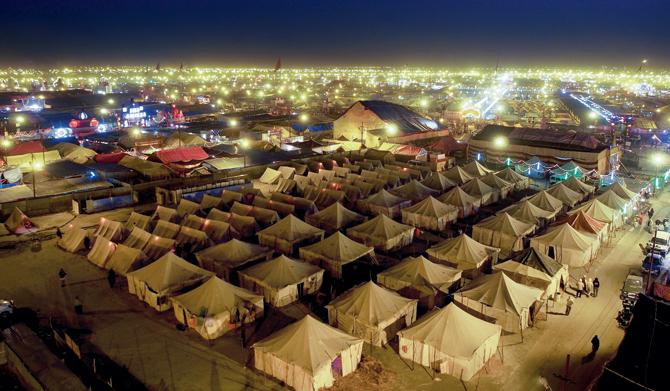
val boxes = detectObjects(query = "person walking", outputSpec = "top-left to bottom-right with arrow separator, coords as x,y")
83,236 -> 91,250
576,278 -> 584,298
58,268 -> 67,287
56,227 -> 63,239
74,296 -> 83,315
107,269 -> 117,288
566,296 -> 574,315
587,278 -> 594,297
591,335 -> 600,353
593,277 -> 600,297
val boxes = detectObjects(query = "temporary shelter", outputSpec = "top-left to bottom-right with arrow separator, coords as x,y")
596,189 -> 630,214
397,303 -> 501,381
461,178 -> 499,205
126,252 -> 213,311
401,196 -> 458,231
377,255 -> 461,308
238,255 -> 324,307
277,166 -> 296,179
463,160 -> 494,177
390,180 -> 439,203
347,214 -> 414,252
57,226 -> 88,253
426,234 -> 499,275
472,213 -> 535,254
201,219 -> 234,243
568,199 -> 622,230
495,168 -> 530,190
253,196 -> 295,217
259,167 -> 282,184
125,212 -> 151,231
152,205 -> 178,222
610,182 -> 638,201
305,202 -> 366,234
493,260 -> 552,294
526,190 -> 564,214
207,208 -> 258,238
87,236 -> 116,268
252,315 -> 364,391
152,220 -> 181,239
142,236 -> 175,260
176,199 -> 201,219
501,200 -> 557,226
162,132 -> 207,148
220,190 -> 244,207
454,272 -> 543,333
443,166 -> 474,185
481,173 -> 514,199
257,215 -> 324,255
546,183 -> 583,207
171,276 -> 264,340
182,214 -> 206,230
200,194 -> 222,210
93,218 -> 125,242
356,189 -> 411,218
106,244 -> 147,276
175,226 -> 210,250
122,227 -> 152,249
196,239 -> 273,281
421,172 -> 457,193
230,202 -> 280,226
299,232 -> 375,279
512,247 -> 569,298
51,143 -> 96,164
438,186 -> 482,218
119,155 -> 171,180
530,223 -> 599,267
326,281 -> 417,346
562,176 -> 595,195
554,210 -> 609,243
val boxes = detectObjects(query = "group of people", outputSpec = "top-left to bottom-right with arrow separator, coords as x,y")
576,275 -> 600,298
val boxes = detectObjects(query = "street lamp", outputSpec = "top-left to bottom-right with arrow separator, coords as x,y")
493,135 -> 508,149
386,123 -> 398,136
239,138 -> 250,167
229,119 -> 239,127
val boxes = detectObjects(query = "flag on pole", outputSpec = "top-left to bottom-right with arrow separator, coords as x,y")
274,57 -> 282,72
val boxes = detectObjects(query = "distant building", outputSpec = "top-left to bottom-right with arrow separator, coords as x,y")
469,125 -> 618,174
333,100 -> 447,147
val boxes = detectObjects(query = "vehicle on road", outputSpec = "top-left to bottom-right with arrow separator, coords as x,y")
645,231 -> 670,257
0,300 -> 15,319
620,271 -> 644,308
642,252 -> 665,275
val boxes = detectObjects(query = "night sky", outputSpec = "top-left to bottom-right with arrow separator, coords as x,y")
2,0 -> 668,67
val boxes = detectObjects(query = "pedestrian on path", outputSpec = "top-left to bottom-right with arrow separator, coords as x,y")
56,227 -> 63,239
593,277 -> 600,297
74,296 -> 83,315
240,313 -> 247,348
84,236 -> 91,250
587,278 -> 594,297
591,335 -> 600,353
576,279 -> 584,298
649,207 -> 655,220
566,296 -> 574,315
107,269 -> 117,288
58,268 -> 67,287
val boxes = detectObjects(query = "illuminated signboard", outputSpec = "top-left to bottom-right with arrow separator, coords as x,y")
122,106 -> 146,120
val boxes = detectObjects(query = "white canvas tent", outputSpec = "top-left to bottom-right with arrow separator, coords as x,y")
454,272 -> 543,333
93,218 -> 126,242
526,190 -> 564,214
127,252 -> 213,311
568,199 -> 623,231
57,225 -> 88,253
495,168 -> 530,190
122,227 -> 152,250
152,205 -> 178,222
421,172 -> 457,192
610,182 -> 638,201
461,178 -> 499,205
347,214 -> 414,252
530,223 -> 599,267
512,247 -> 569,299
438,186 -> 481,218
377,255 -> 461,308
426,234 -> 499,275
257,215 -> 324,255
176,199 -> 201,219
230,202 -> 280,227
253,315 -> 364,391
125,212 -> 151,231
106,244 -> 147,276
142,236 -> 175,260
182,214 -> 206,230
546,183 -> 583,207
238,255 -> 324,307
390,180 -> 439,203
175,226 -> 210,250
196,239 -> 273,281
356,189 -> 412,218
481,173 -> 514,199
562,176 -> 595,195
401,196 -> 459,231
443,165 -> 474,185
171,276 -> 264,340
299,232 -> 375,279
152,220 -> 181,239
305,202 -> 367,233
493,261 -> 552,297
259,167 -> 282,184
200,194 -> 223,210
326,281 -> 418,346
87,236 -> 116,268
202,219 -> 234,243
463,160 -> 494,177
472,213 -> 535,255
207,208 -> 259,238
398,303 -> 501,381
596,189 -> 631,215
500,200 -> 557,226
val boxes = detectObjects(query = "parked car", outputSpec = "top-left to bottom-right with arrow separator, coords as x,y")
620,271 -> 644,308
645,231 -> 670,257
642,252 -> 665,275
0,299 -> 15,319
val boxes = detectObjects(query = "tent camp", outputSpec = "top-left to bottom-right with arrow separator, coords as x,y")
253,196 -> 295,217
377,255 -> 462,308
57,225 -> 88,253
610,182 -> 638,201
201,219 -> 234,243
230,202 -> 280,227
454,272 -> 543,333
152,220 -> 181,239
175,226 -> 210,250
299,232 -> 375,279
207,208 -> 259,238
196,239 -> 273,281
443,166 -> 474,185
390,180 -> 439,203
200,194 -> 222,210
305,202 -> 367,234
106,244 -> 147,276
562,176 -> 596,195
142,236 -> 175,260
492,261 -> 552,297
238,255 -> 324,307
463,160 -> 494,178
257,215 -> 324,255
93,218 -> 126,242
176,199 -> 201,219
51,143 -> 96,164
438,186 -> 482,218
426,234 -> 499,276
495,168 -> 530,190
596,189 -> 630,214
554,210 -> 609,243
461,178 -> 499,205
125,212 -> 151,231
3,208 -> 37,234
119,155 -> 171,180
259,167 -> 282,184
347,214 -> 414,252
472,213 -> 535,254
481,173 -> 514,199
356,189 -> 411,218
512,247 -> 569,298
127,252 -> 213,311
526,190 -> 564,214
401,196 -> 459,231
326,281 -> 417,346
421,172 -> 457,193
152,205 -> 178,223
530,223 -> 599,267
87,236 -> 116,268
568,199 -> 622,230
500,200 -> 557,226
252,315 -> 364,391
398,303 -> 501,381
182,214 -> 206,230
546,183 -> 583,207
220,190 -> 244,207
171,276 -> 264,340
162,132 -> 208,149
122,226 -> 152,249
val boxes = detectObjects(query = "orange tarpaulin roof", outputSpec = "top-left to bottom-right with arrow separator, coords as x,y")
554,210 -> 606,234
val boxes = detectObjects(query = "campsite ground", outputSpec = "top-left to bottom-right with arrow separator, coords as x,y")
0,192 -> 665,391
